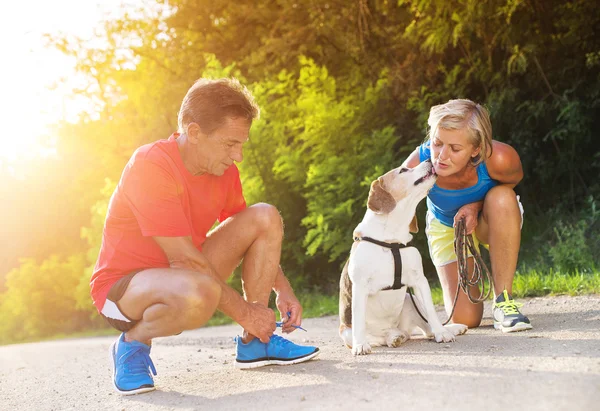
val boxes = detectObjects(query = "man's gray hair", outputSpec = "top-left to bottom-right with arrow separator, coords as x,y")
178,78 -> 260,135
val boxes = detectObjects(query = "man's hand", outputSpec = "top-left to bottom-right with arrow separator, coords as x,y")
238,302 -> 277,343
454,201 -> 483,235
275,289 -> 303,334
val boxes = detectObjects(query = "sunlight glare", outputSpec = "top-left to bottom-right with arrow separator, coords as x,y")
0,0 -> 138,166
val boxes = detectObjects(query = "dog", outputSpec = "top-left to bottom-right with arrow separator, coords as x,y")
339,159 -> 468,355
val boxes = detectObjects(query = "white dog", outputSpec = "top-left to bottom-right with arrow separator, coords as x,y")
339,160 -> 468,355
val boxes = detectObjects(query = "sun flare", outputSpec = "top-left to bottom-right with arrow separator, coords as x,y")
0,0 -> 130,167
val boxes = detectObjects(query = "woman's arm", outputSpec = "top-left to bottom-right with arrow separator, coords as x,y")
486,141 -> 523,189
402,148 -> 422,168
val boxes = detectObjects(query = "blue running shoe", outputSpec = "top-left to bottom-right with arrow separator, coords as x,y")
110,333 -> 157,395
235,335 -> 320,369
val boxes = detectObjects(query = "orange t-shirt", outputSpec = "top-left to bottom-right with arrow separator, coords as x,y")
90,133 -> 246,312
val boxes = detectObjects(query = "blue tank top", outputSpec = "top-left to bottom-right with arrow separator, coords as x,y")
418,142 -> 498,227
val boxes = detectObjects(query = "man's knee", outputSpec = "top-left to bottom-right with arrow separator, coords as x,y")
170,274 -> 221,327
248,203 -> 283,236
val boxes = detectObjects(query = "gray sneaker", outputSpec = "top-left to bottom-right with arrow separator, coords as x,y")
492,290 -> 532,333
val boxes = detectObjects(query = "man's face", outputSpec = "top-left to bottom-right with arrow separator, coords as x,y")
197,116 -> 251,176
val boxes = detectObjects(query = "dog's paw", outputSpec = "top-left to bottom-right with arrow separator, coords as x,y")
386,330 -> 409,348
433,328 -> 456,343
444,323 -> 468,336
352,342 -> 372,355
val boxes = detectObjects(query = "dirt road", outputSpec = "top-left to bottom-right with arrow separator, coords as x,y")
1,295 -> 599,410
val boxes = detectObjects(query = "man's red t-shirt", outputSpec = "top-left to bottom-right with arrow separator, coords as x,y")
90,133 -> 246,312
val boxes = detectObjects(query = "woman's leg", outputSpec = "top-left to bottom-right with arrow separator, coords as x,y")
436,258 -> 484,328
476,186 -> 531,331
475,185 -> 521,296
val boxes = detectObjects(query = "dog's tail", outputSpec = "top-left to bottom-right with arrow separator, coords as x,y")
339,258 -> 353,348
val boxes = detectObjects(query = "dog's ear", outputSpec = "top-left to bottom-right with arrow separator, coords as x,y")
367,178 -> 396,214
409,214 -> 419,233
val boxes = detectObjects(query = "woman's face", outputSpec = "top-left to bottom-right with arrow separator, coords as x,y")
430,127 -> 480,177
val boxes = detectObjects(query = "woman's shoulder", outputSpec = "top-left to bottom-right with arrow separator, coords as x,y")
488,141 -> 519,166
486,140 -> 523,182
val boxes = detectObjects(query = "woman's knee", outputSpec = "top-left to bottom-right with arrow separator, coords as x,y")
484,186 -> 519,213
248,203 -> 284,236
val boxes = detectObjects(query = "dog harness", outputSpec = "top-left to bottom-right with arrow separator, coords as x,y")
354,236 -> 409,290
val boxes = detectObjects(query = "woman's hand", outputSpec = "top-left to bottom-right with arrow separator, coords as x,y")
275,289 -> 303,334
454,201 -> 483,235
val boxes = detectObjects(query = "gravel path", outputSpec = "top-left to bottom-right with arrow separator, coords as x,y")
1,295 -> 599,410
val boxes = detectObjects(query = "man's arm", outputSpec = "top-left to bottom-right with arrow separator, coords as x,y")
153,235 -> 275,341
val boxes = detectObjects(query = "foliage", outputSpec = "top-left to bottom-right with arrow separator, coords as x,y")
0,254 -> 93,344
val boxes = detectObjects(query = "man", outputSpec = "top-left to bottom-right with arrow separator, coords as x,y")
90,78 -> 319,395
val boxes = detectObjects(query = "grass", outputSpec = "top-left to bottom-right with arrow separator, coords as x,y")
512,269 -> 600,297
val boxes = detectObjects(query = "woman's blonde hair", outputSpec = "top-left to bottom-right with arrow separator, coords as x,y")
426,99 -> 493,165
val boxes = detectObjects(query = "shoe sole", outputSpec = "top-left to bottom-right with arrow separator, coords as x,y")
109,341 -> 156,396
493,321 -> 533,333
235,349 -> 320,370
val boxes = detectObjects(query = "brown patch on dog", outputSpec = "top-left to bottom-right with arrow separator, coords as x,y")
367,178 -> 396,214
339,258 -> 353,329
409,214 -> 419,233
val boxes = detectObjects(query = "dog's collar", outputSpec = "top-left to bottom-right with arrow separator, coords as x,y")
353,236 -> 410,249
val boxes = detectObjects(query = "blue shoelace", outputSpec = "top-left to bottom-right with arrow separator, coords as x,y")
121,345 -> 157,376
275,311 -> 307,332
269,334 -> 292,348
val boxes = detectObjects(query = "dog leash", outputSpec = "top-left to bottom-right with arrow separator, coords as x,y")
403,218 -> 494,326
397,219 -> 494,326
442,217 -> 494,324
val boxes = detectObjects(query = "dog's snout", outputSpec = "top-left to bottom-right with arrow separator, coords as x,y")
424,158 -> 432,164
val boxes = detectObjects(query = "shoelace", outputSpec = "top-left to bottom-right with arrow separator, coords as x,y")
121,345 -> 157,376
269,334 -> 292,347
267,335 -> 293,355
275,311 -> 307,332
495,300 -> 523,316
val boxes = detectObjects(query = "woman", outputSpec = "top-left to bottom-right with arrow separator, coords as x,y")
402,99 -> 531,332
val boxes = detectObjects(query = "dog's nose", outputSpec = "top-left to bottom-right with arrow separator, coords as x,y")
424,158 -> 432,164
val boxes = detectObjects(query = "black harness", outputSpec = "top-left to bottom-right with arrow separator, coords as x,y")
354,236 -> 410,290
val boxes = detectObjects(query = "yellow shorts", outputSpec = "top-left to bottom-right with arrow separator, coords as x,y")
425,196 -> 524,267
